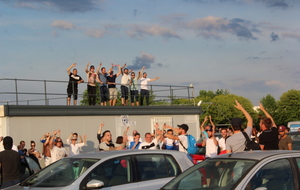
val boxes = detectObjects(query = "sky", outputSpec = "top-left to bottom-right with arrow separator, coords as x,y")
0,0 -> 300,105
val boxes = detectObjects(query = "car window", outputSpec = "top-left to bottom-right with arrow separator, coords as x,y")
136,154 -> 181,181
246,158 -> 293,190
84,156 -> 132,187
19,158 -> 99,187
163,158 -> 256,190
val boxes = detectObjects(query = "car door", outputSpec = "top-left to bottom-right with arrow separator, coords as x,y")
135,154 -> 182,190
80,156 -> 139,190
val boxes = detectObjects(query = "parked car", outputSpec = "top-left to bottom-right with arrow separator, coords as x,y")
0,155 -> 41,188
161,150 -> 300,190
287,131 -> 300,150
7,150 -> 193,190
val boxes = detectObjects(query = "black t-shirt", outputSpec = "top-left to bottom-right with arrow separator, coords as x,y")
67,73 -> 82,89
259,127 -> 279,150
0,150 -> 21,182
107,75 -> 117,88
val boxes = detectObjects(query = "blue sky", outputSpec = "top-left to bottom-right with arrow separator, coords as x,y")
1,0 -> 300,105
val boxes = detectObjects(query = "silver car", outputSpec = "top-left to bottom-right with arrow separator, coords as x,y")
161,150 -> 300,190
7,150 -> 193,190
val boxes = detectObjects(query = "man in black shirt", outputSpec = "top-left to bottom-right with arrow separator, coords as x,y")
258,103 -> 279,150
0,136 -> 21,188
67,63 -> 84,105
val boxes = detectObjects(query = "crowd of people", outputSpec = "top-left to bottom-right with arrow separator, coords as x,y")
67,62 -> 160,106
200,101 -> 293,161
0,101 -> 294,188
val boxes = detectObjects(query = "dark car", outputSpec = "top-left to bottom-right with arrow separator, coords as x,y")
287,131 -> 300,150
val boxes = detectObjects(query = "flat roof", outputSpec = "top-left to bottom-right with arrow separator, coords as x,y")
0,105 -> 202,117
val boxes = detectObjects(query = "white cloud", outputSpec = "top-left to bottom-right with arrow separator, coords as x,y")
50,20 -> 75,30
127,24 -> 181,39
85,29 -> 106,38
265,80 -> 286,88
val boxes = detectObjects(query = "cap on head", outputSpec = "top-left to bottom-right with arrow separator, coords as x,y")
230,118 -> 242,129
177,124 -> 189,132
278,125 -> 286,132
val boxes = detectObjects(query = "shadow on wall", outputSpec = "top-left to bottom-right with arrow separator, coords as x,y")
82,140 -> 98,153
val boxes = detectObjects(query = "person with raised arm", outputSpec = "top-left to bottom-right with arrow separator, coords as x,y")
67,132 -> 86,156
67,63 -> 84,105
107,64 -> 122,106
258,102 -> 279,150
226,100 -> 253,153
96,62 -> 113,106
120,63 -> 132,106
85,62 -> 101,106
201,116 -> 219,158
139,66 -> 160,106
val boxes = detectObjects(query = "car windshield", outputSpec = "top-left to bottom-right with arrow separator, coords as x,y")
162,158 -> 257,190
19,158 -> 99,187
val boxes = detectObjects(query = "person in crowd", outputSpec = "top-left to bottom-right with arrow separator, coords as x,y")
120,63 -> 132,106
129,71 -> 141,106
115,136 -> 125,148
251,127 -> 260,143
258,103 -> 279,150
96,62 -> 113,106
18,140 -> 27,161
67,63 -> 84,106
163,129 -> 177,150
218,128 -> 228,154
226,100 -> 253,153
85,62 -> 100,106
128,133 -> 142,149
107,64 -> 122,106
28,140 -> 41,166
67,132 -> 86,156
139,66 -> 160,106
200,116 -> 219,158
278,125 -> 292,150
42,132 -> 53,166
163,123 -> 190,154
0,136 -> 21,189
97,122 -> 105,144
49,130 -> 67,163
99,130 -> 126,151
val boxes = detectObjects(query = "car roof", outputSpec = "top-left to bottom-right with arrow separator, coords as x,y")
67,149 -> 188,159
214,150 -> 300,160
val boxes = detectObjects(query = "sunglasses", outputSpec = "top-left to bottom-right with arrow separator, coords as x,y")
71,139 -> 77,141
56,141 -> 62,143
205,130 -> 212,132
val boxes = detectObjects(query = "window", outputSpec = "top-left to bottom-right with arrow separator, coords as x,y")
136,154 -> 180,181
246,159 -> 293,190
87,156 -> 132,187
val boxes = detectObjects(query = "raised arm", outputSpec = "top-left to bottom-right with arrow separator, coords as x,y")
200,116 -> 208,132
67,63 -> 76,75
209,116 -> 218,146
149,77 -> 160,82
234,100 -> 253,128
120,63 -> 126,75
259,102 -> 277,128
85,62 -> 90,73
107,63 -> 114,74
115,65 -> 122,77
96,62 -> 102,75
139,66 -> 145,79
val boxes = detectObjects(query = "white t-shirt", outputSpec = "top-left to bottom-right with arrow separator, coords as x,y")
138,139 -> 158,150
218,137 -> 226,151
205,137 -> 219,158
67,139 -> 85,157
51,146 -> 67,163
178,135 -> 188,153
140,77 -> 150,90
121,74 -> 130,86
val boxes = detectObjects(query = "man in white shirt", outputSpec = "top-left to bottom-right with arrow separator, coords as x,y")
120,63 -> 132,106
139,132 -> 161,150
139,66 -> 160,106
218,128 -> 228,153
67,133 -> 86,156
164,124 -> 189,154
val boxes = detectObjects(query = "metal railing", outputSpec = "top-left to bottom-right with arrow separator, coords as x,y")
0,78 -> 195,106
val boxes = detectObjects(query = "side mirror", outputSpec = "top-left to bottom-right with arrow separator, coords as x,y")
85,180 -> 104,189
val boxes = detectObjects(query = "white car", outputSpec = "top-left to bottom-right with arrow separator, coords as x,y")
7,150 -> 193,190
161,150 -> 300,190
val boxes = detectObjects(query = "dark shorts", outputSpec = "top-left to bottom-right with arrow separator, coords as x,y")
100,86 -> 108,102
121,85 -> 129,100
130,90 -> 139,102
67,88 -> 78,100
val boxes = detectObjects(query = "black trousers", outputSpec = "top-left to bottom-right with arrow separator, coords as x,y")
140,89 -> 149,106
87,85 -> 96,105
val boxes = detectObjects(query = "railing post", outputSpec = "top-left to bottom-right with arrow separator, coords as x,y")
44,80 -> 48,105
15,78 -> 18,105
170,85 -> 173,105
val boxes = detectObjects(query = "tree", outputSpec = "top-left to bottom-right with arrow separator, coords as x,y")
276,89 -> 300,125
201,94 -> 255,127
